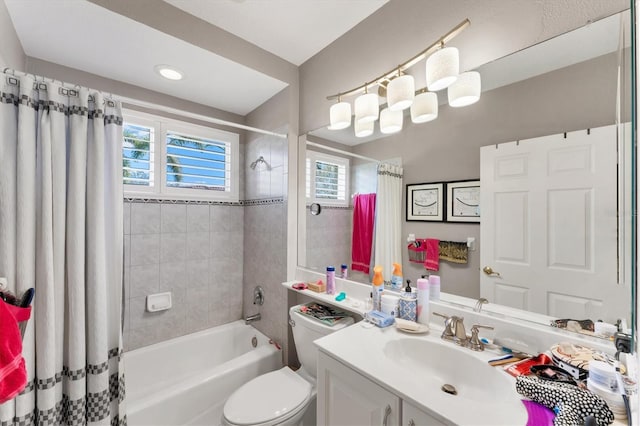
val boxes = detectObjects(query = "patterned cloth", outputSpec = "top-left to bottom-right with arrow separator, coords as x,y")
516,376 -> 614,426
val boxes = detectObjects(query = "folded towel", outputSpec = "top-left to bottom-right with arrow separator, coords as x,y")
439,240 -> 469,264
424,238 -> 440,271
0,301 -> 27,404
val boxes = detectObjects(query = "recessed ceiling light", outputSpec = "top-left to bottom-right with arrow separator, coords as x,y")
154,65 -> 184,81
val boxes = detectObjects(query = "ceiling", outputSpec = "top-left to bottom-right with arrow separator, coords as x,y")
4,0 -> 388,116
165,0 -> 389,66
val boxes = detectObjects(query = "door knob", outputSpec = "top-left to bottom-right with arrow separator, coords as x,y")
482,266 -> 501,277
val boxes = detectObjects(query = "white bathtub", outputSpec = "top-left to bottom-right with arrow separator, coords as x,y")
125,321 -> 282,425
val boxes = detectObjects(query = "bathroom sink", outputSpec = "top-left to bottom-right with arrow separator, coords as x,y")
383,338 -> 517,403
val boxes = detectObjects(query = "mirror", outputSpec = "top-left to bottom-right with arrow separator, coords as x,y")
298,9 -> 634,335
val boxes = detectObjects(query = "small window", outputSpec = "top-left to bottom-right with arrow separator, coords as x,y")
306,150 -> 349,206
122,111 -> 239,201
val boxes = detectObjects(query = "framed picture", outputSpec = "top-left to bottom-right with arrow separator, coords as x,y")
446,180 -> 480,222
406,182 -> 444,221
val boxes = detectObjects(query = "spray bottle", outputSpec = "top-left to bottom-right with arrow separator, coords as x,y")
391,262 -> 403,290
372,266 -> 384,311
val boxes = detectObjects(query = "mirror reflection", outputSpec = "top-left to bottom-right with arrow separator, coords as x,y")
299,9 -> 633,336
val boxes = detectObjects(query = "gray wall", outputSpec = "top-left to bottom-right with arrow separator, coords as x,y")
0,0 -> 25,69
350,51 -> 621,298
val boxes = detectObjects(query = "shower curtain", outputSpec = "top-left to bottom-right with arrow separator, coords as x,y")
373,163 -> 403,281
0,70 -> 125,425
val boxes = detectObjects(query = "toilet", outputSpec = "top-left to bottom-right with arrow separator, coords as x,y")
222,303 -> 355,426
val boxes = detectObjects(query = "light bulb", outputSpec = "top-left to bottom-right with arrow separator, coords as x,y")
426,47 -> 459,91
448,71 -> 481,107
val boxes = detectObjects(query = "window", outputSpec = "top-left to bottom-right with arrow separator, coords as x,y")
306,150 -> 349,206
122,111 -> 239,201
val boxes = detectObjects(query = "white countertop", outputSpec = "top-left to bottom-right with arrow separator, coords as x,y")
314,321 -> 528,425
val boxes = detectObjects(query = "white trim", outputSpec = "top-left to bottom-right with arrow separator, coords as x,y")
122,109 -> 240,202
306,150 -> 350,207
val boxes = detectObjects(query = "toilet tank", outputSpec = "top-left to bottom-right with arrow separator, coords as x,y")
289,304 -> 354,378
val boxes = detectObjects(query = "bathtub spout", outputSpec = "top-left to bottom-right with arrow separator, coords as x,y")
245,313 -> 261,324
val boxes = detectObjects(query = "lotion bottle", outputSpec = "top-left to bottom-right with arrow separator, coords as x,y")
417,276 -> 430,325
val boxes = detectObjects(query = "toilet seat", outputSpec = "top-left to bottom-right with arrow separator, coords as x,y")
223,367 -> 312,426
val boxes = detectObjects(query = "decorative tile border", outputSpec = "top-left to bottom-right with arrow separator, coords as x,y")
124,197 -> 284,206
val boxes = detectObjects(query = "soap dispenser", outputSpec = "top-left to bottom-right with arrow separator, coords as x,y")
398,279 -> 417,321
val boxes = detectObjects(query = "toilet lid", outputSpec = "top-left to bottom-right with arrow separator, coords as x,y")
223,367 -> 312,426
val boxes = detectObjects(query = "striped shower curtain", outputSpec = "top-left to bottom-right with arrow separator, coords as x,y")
0,70 -> 125,425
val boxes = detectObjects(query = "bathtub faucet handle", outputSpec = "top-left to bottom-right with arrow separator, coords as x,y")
253,286 -> 264,305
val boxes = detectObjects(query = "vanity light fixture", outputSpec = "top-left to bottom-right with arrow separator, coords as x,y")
425,46 -> 459,91
328,96 -> 352,130
355,119 -> 375,138
154,65 -> 184,81
387,69 -> 415,111
410,90 -> 438,123
326,19 -> 479,135
379,107 -> 403,134
354,86 -> 379,124
448,71 -> 481,107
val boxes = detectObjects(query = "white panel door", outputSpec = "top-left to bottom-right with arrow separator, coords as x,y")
480,125 -> 626,323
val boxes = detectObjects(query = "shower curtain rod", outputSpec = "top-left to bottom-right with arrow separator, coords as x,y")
306,141 -> 381,163
1,68 -> 287,139
118,95 -> 288,139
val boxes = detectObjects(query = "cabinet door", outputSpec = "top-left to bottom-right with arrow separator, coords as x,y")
318,351 -> 401,426
402,400 -> 446,426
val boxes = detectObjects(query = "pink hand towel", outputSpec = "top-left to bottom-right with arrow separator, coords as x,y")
0,301 -> 27,403
351,193 -> 376,274
424,238 -> 440,271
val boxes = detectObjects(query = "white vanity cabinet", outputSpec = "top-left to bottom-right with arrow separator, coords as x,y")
402,401 -> 446,426
317,350 -> 401,426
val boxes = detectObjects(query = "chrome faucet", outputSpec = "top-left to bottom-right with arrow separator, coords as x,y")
474,298 -> 488,313
450,316 -> 469,346
433,312 -> 494,351
244,313 -> 261,324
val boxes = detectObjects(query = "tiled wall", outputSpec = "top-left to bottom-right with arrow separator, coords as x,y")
305,207 -> 352,274
123,201 -> 245,350
242,131 -> 289,363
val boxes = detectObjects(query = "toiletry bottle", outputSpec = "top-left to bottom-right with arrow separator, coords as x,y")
341,264 -> 348,279
417,276 -> 430,325
391,262 -> 403,290
399,280 -> 417,321
429,275 -> 440,301
326,266 -> 336,295
372,266 -> 384,311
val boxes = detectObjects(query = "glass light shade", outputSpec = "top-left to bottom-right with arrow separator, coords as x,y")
448,71 -> 481,107
379,107 -> 403,134
426,47 -> 459,91
328,101 -> 351,130
355,119 -> 374,138
410,91 -> 438,123
354,92 -> 379,123
387,74 -> 415,111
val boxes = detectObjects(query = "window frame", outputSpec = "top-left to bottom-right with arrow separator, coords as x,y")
306,150 -> 350,207
123,110 -> 240,202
